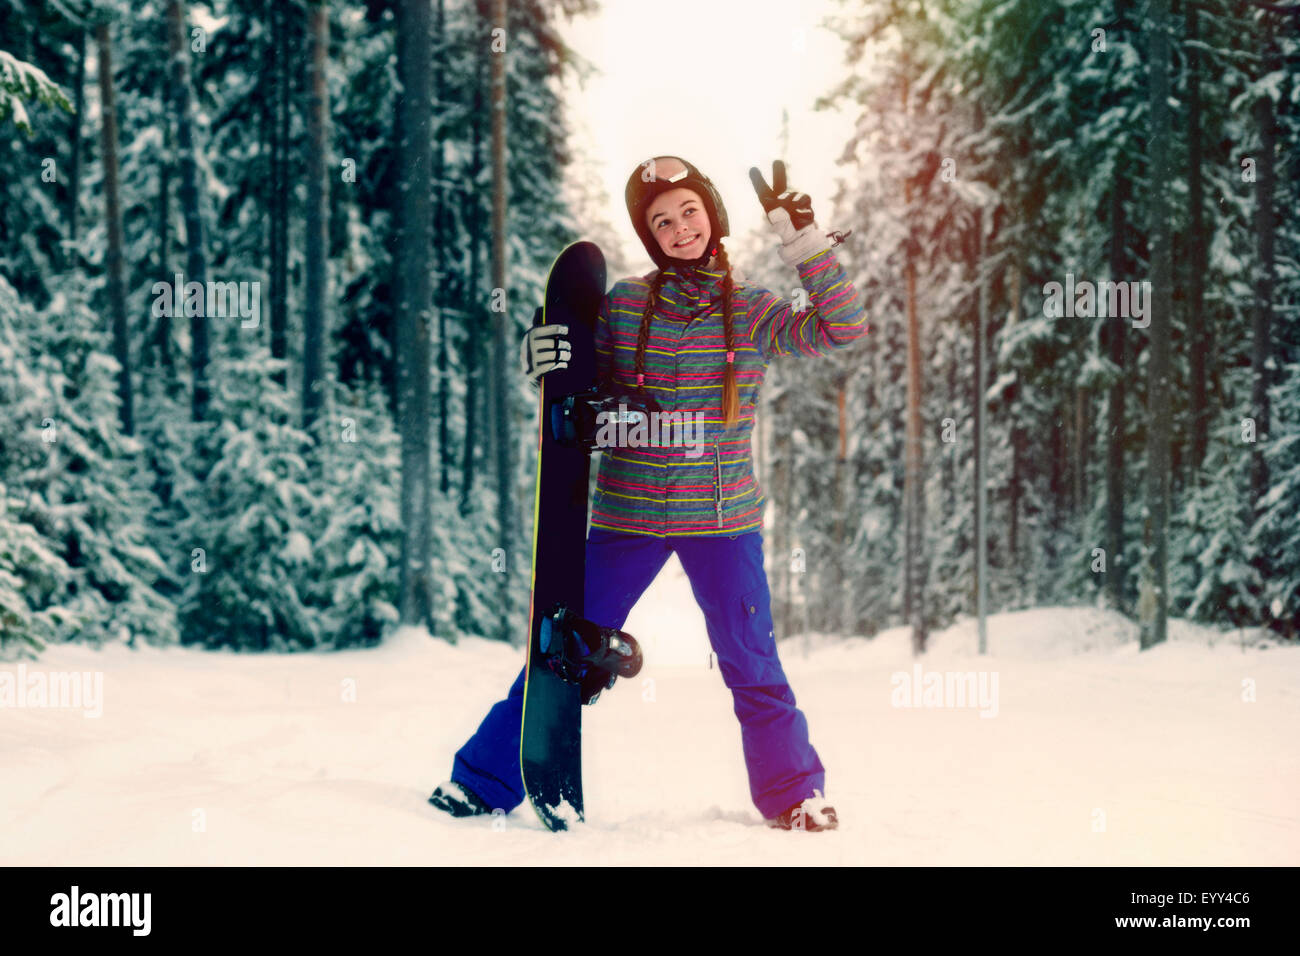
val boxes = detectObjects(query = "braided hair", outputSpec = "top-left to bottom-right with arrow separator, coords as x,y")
634,240 -> 741,428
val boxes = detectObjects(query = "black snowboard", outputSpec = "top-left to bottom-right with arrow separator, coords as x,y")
519,240 -> 607,831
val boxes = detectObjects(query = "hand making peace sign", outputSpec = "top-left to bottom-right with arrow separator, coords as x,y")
750,159 -> 834,268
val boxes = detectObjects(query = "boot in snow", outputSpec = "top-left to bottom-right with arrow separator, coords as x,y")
428,781 -> 493,818
766,791 -> 838,831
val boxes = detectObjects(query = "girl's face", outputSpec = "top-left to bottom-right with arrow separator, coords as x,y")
645,186 -> 711,261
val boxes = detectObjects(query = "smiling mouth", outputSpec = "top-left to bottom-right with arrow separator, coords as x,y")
674,234 -> 699,248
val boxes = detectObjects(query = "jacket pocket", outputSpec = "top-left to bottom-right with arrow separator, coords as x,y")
738,586 -> 777,657
728,585 -> 787,686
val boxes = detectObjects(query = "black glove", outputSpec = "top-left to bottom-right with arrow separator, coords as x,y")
749,160 -> 831,267
749,159 -> 815,230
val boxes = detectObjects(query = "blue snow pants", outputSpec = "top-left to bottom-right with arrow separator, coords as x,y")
449,525 -> 826,820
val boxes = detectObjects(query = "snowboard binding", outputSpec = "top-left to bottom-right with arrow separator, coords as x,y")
550,386 -> 662,453
539,603 -> 643,705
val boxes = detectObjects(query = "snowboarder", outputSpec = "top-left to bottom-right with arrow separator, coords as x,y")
430,156 -> 868,831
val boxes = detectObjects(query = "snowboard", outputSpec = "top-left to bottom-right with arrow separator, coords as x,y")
519,240 -> 616,831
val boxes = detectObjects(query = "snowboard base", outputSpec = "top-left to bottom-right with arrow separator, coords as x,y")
519,240 -> 607,832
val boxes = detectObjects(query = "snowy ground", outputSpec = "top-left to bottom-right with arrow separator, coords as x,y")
2,554 -> 1297,866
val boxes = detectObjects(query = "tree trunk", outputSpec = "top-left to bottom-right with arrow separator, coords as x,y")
490,0 -> 514,643
903,212 -> 925,649
434,0 -> 451,496
95,22 -> 134,436
974,206 -> 988,654
944,332 -> 956,524
1249,23 -> 1278,507
269,0 -> 291,386
167,0 -> 209,422
1009,405 -> 1021,582
899,71 -> 927,653
302,2 -> 329,428
459,78 -> 485,517
1140,0 -> 1172,650
1007,261 -> 1022,597
155,111 -> 171,377
1050,402 -> 1065,540
1185,0 -> 1209,469
1074,384 -> 1087,519
67,29 -> 86,260
1105,157 -> 1128,611
156,114 -> 174,379
395,0 -> 435,632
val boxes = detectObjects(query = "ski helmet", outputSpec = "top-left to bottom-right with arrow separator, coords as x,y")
624,156 -> 729,270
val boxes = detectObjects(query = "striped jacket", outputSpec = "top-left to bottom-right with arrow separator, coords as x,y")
589,246 -> 868,537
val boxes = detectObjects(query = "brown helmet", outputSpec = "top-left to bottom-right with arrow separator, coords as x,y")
624,156 -> 729,270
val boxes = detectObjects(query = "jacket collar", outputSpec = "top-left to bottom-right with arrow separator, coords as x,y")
658,261 -> 727,291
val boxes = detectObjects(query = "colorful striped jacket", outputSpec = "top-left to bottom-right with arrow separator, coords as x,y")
589,246 -> 868,537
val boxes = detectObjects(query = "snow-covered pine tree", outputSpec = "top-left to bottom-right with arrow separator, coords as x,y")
35,275 -> 177,644
173,348 -> 325,649
1253,362 -> 1300,637
0,7 -> 77,303
0,45 -> 70,134
0,272 -> 177,649
305,377 -> 408,647
1173,419 -> 1264,627
0,275 -> 75,656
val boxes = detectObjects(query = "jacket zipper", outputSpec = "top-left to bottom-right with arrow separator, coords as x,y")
713,442 -> 723,528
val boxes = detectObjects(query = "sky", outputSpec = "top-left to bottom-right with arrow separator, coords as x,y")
554,0 -> 860,267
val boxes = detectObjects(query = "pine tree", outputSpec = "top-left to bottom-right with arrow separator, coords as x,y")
0,272 -> 177,650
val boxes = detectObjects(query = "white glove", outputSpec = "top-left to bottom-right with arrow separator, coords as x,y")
750,161 -> 833,267
768,209 -> 831,268
520,310 -> 570,386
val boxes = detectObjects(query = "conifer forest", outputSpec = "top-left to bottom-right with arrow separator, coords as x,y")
0,0 -> 1296,658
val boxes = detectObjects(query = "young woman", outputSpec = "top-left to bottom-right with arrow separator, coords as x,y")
430,156 -> 868,831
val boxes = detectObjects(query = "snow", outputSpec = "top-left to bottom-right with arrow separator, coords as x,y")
0,50 -> 63,133
281,531 -> 313,563
2,557 -> 1297,865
